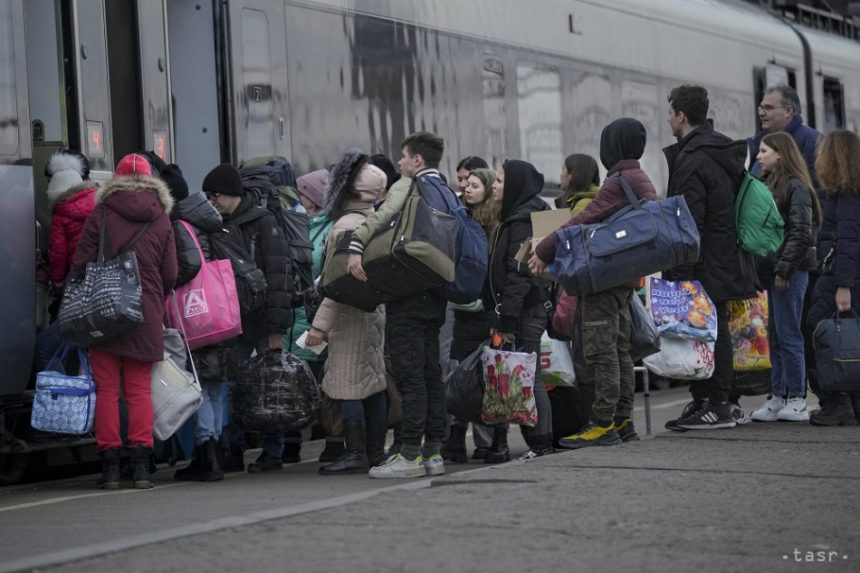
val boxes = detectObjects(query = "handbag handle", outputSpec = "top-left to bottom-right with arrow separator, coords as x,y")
44,344 -> 92,380
168,291 -> 201,383
178,220 -> 207,264
97,208 -> 153,263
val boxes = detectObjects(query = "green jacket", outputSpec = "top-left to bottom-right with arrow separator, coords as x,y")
349,176 -> 413,252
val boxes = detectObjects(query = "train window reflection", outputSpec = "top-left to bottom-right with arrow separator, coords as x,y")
517,63 -> 562,184
0,0 -> 19,155
482,54 -> 506,169
823,77 -> 845,131
241,8 -> 274,159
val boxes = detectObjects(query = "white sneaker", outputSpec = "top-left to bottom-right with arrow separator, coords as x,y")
422,454 -> 446,476
777,397 -> 810,422
751,395 -> 785,422
368,454 -> 427,479
730,403 -> 751,425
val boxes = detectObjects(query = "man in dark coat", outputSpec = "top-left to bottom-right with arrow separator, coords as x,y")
748,84 -> 821,183
662,84 -> 758,430
72,152 -> 178,489
531,118 -> 658,448
203,163 -> 293,472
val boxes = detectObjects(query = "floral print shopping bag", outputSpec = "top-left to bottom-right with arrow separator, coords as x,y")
480,346 -> 538,427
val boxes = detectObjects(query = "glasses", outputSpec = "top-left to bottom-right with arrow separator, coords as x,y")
758,104 -> 785,112
206,192 -> 221,200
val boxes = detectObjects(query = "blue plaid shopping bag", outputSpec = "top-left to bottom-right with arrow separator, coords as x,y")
31,346 -> 96,434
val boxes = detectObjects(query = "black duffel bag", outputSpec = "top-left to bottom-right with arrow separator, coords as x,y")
813,312 -> 860,393
444,342 -> 486,423
234,350 -> 321,432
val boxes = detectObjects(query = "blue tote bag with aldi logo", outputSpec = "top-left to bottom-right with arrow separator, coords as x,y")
551,175 -> 700,296
31,346 -> 97,435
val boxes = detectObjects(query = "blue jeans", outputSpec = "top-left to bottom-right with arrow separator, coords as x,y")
769,271 -> 809,397
235,338 -> 283,458
195,382 -> 226,445
341,391 -> 387,423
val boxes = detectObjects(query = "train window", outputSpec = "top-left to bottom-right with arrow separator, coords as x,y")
482,54 -> 507,169
823,77 -> 845,131
516,63 -> 562,184
0,0 -> 19,155
241,8 -> 274,159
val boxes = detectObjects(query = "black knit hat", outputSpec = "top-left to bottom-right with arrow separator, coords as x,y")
202,163 -> 243,197
161,163 -> 189,201
369,153 -> 400,190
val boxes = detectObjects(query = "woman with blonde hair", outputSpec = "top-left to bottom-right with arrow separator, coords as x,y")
807,129 -> 860,426
444,167 -> 508,463
750,132 -> 821,423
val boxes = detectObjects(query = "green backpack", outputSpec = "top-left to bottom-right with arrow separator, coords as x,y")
735,173 -> 785,257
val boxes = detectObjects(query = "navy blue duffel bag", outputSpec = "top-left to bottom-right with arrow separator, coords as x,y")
551,175 -> 700,296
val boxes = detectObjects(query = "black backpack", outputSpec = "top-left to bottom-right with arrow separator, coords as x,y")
238,165 -> 314,294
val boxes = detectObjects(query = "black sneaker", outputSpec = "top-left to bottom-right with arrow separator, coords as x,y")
247,452 -> 283,473
665,400 -> 704,431
676,401 -> 737,430
281,443 -> 301,464
472,447 -> 490,460
614,418 -> 640,442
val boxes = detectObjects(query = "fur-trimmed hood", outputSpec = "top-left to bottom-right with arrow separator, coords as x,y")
97,175 -> 174,222
50,180 -> 98,210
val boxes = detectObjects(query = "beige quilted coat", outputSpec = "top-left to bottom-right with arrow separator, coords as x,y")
312,202 -> 386,400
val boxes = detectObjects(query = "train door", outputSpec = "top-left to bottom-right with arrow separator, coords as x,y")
0,0 -> 35,397
166,0 -> 222,190
104,0 -> 173,165
227,0 -> 290,164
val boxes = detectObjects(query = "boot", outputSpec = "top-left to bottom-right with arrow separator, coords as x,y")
484,426 -> 511,464
538,434 -> 556,456
810,393 -> 858,426
98,449 -> 121,490
441,424 -> 468,463
202,438 -> 224,482
129,446 -> 155,489
319,420 -> 370,475
851,393 -> 860,424
318,438 -> 346,463
365,418 -> 389,467
174,443 -> 206,481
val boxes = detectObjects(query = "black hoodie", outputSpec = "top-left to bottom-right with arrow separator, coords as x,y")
600,118 -> 647,170
663,125 -> 757,302
485,159 -> 550,333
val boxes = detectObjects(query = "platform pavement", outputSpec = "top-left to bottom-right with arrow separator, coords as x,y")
31,423 -> 860,573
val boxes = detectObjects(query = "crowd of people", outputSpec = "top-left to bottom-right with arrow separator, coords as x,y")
38,81 -> 860,489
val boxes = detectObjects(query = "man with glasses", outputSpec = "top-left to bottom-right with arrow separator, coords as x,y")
748,84 -> 820,180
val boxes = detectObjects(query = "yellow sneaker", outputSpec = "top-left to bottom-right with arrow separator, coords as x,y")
558,422 -> 622,449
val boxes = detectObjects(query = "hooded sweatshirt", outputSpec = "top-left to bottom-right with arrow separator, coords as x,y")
534,118 -> 657,262
485,159 -> 550,332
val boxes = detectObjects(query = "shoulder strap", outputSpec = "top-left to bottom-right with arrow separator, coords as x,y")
98,208 -> 152,262
229,206 -> 267,228
178,220 -> 205,261
616,174 -> 642,210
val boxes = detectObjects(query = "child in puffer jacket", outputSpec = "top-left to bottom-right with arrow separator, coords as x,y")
46,150 -> 97,284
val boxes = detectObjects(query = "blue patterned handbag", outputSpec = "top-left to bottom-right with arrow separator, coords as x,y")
31,346 -> 97,435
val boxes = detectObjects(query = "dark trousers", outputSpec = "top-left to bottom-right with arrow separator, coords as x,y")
690,301 -> 732,403
386,292 -> 448,448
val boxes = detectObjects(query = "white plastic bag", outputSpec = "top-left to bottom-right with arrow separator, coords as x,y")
643,336 -> 715,380
539,333 -> 575,387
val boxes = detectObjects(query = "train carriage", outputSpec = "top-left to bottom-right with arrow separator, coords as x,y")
1,0 -> 859,483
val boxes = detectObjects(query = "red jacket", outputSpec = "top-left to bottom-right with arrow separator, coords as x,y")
48,183 -> 97,283
72,176 -> 178,362
534,160 -> 657,262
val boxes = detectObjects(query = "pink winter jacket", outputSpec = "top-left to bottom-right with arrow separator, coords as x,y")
48,183 -> 97,283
